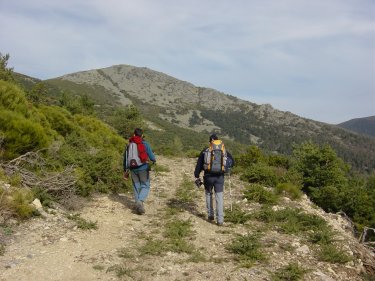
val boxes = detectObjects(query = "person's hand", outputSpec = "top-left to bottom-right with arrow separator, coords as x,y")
195,178 -> 203,188
123,170 -> 129,180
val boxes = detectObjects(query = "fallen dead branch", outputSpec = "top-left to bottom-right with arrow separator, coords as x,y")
1,150 -> 76,201
336,211 -> 375,276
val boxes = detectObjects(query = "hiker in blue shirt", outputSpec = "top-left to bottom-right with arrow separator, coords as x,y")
123,128 -> 156,215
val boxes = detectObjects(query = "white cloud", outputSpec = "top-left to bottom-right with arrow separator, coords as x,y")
0,0 -> 374,123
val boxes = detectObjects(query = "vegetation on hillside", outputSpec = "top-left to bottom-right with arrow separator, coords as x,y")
2,52 -> 374,242
233,142 -> 375,237
45,64 -> 375,173
199,107 -> 375,173
0,53 -> 132,220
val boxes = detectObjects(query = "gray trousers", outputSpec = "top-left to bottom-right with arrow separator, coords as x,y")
204,174 -> 224,224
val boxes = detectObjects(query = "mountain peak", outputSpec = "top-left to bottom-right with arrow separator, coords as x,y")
46,64 -> 375,171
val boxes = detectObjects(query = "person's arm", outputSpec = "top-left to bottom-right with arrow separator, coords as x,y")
123,145 -> 129,179
144,141 -> 156,163
194,151 -> 205,178
123,145 -> 128,171
227,151 -> 235,167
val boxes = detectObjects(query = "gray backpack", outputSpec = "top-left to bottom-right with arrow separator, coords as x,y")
203,139 -> 227,174
126,142 -> 143,169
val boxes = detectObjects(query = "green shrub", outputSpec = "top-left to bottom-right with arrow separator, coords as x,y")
237,145 -> 265,167
0,80 -> 29,115
241,163 -> 278,187
243,184 -> 278,205
255,207 -> 328,234
317,244 -> 352,264
268,154 -> 290,169
55,122 -> 128,195
226,233 -> 266,267
0,53 -> 14,82
308,228 -> 336,245
101,105 -> 144,138
0,81 -> 52,125
106,264 -> 134,278
0,110 -> 51,159
32,187 -> 54,207
271,262 -> 307,281
292,142 -> 348,191
225,204 -> 251,224
308,185 -> 343,213
140,219 -> 195,256
341,185 -> 375,232
74,114 -> 125,150
164,219 -> 194,240
275,182 -> 302,200
9,173 -> 22,187
11,189 -> 35,219
166,237 -> 194,254
67,213 -> 98,230
39,105 -> 76,137
280,169 -> 303,186
275,208 -> 327,234
139,238 -> 168,256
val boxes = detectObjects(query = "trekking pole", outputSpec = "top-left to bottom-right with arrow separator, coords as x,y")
229,169 -> 232,212
152,162 -> 159,207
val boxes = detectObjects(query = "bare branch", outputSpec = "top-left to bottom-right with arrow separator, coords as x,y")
1,150 -> 77,201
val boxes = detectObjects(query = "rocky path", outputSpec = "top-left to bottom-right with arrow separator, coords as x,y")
0,156 -> 369,281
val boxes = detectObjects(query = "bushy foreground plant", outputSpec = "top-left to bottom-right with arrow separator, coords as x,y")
66,213 -> 98,230
100,105 -> 145,138
292,142 -> 375,232
291,141 -> 349,191
0,81 -> 55,159
317,244 -> 352,264
243,184 -> 278,205
0,53 -> 14,82
275,182 -> 302,200
224,203 -> 251,224
140,219 -> 197,256
0,77 -> 129,213
226,233 -> 266,267
240,163 -> 278,187
271,262 -> 308,281
0,188 -> 36,219
236,142 -> 375,235
255,207 -> 327,234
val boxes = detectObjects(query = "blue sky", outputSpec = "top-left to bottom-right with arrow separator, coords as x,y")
1,0 -> 374,124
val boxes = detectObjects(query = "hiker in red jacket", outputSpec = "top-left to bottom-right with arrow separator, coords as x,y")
123,128 -> 156,215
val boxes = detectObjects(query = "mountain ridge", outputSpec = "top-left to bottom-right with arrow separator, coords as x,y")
45,64 -> 375,172
338,116 -> 375,138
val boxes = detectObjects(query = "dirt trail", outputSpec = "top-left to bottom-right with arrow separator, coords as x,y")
0,156 -> 367,281
0,156 -> 244,281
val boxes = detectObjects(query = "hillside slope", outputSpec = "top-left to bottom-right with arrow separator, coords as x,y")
0,156 -> 372,281
338,116 -> 375,138
45,65 -> 375,172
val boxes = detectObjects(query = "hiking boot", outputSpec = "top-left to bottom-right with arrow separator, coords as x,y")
137,201 -> 145,215
217,222 -> 223,226
208,216 -> 214,222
